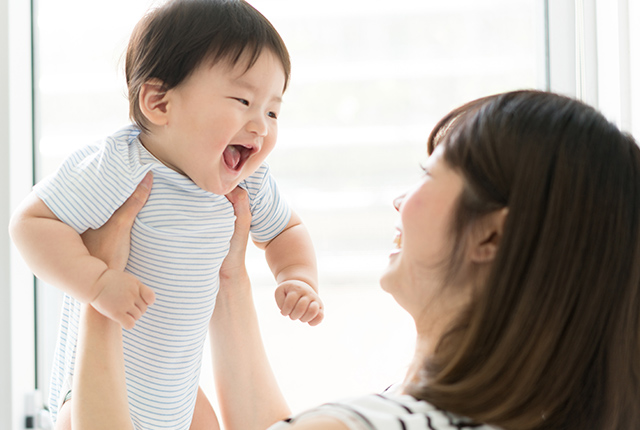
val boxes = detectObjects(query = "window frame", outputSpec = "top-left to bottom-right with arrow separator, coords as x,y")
2,0 -> 36,429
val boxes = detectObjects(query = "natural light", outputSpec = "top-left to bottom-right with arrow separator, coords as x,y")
32,0 -> 540,417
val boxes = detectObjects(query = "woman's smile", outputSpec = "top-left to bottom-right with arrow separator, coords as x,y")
391,226 -> 403,255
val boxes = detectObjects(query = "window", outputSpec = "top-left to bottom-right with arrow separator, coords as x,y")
32,0 -> 541,416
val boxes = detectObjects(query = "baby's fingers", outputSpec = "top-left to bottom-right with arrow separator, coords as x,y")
127,304 -> 143,324
307,308 -> 325,326
289,296 -> 311,321
119,312 -> 137,331
276,289 -> 300,317
299,300 -> 322,324
140,283 -> 156,306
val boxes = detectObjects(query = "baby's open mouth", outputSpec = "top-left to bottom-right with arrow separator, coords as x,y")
223,144 -> 253,171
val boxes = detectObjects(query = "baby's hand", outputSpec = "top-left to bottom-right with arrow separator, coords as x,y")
90,269 -> 155,330
274,281 -> 324,326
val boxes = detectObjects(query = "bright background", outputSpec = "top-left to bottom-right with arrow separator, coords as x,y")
5,1 -> 639,428
33,0 -> 540,417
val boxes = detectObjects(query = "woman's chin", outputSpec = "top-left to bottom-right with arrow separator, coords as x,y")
379,256 -> 400,294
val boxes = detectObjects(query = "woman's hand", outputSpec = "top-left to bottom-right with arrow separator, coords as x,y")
71,173 -> 154,430
81,172 -> 153,270
218,186 -> 252,284
81,172 -> 155,327
211,186 -> 290,430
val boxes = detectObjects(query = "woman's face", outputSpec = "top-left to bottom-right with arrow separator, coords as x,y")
380,145 -> 466,316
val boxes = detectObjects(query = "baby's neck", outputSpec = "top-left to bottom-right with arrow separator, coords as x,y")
137,131 -> 184,176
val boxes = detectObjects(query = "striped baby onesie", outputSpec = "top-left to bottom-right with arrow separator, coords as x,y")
35,125 -> 291,430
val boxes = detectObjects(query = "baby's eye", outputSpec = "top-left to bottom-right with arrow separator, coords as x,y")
234,98 -> 249,106
268,111 -> 278,119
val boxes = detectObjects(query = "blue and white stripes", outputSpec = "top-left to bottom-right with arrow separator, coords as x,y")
37,125 -> 291,429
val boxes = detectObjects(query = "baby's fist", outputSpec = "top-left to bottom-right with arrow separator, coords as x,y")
274,280 -> 324,326
91,269 -> 155,330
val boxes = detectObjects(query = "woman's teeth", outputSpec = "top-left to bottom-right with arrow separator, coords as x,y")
393,231 -> 402,249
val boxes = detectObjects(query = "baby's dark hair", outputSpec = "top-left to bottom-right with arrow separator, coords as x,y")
125,0 -> 291,132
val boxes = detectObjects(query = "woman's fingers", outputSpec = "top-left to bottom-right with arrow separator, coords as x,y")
82,172 -> 153,270
115,172 -> 153,227
226,187 -> 251,238
221,187 -> 252,275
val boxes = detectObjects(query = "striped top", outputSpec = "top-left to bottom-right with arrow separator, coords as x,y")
36,125 -> 291,430
270,388 -> 500,430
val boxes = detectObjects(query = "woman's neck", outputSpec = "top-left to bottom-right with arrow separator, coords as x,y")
400,325 -> 438,391
400,291 -> 470,392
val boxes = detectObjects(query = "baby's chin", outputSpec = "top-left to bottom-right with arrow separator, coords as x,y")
198,179 -> 243,196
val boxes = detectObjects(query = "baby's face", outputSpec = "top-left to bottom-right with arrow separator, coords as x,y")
157,49 -> 285,195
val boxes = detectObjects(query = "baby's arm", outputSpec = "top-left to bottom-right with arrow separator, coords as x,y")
9,181 -> 155,329
257,210 -> 324,325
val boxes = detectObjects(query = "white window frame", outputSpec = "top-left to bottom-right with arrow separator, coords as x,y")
1,0 -> 36,429
547,0 -> 639,134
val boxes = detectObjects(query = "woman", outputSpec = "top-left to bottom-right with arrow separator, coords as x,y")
72,90 -> 640,429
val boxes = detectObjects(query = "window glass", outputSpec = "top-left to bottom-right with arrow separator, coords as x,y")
34,0 -> 540,414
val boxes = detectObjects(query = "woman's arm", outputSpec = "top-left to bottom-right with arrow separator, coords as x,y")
73,305 -> 133,430
72,182 -> 290,430
71,173 -> 153,430
286,417 -> 351,430
210,187 -> 291,430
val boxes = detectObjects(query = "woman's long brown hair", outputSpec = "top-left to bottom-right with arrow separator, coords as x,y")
407,91 -> 640,430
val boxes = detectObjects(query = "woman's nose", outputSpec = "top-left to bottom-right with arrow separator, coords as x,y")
393,194 -> 405,212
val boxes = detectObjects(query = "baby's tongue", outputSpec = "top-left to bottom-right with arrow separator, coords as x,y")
223,145 -> 240,170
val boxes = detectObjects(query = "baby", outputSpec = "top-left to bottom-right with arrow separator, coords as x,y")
9,1 -> 322,429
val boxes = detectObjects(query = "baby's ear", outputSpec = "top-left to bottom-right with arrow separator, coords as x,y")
469,207 -> 509,263
139,79 -> 170,126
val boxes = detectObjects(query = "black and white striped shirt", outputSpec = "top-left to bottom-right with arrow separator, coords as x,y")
270,390 -> 499,430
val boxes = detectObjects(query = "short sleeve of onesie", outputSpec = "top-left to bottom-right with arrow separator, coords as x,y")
241,163 -> 292,243
33,127 -> 152,234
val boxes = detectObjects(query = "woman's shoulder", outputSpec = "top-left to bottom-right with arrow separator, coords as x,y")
270,389 -> 500,430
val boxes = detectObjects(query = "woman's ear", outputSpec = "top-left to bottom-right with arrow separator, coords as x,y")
139,79 -> 170,127
469,207 -> 509,263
